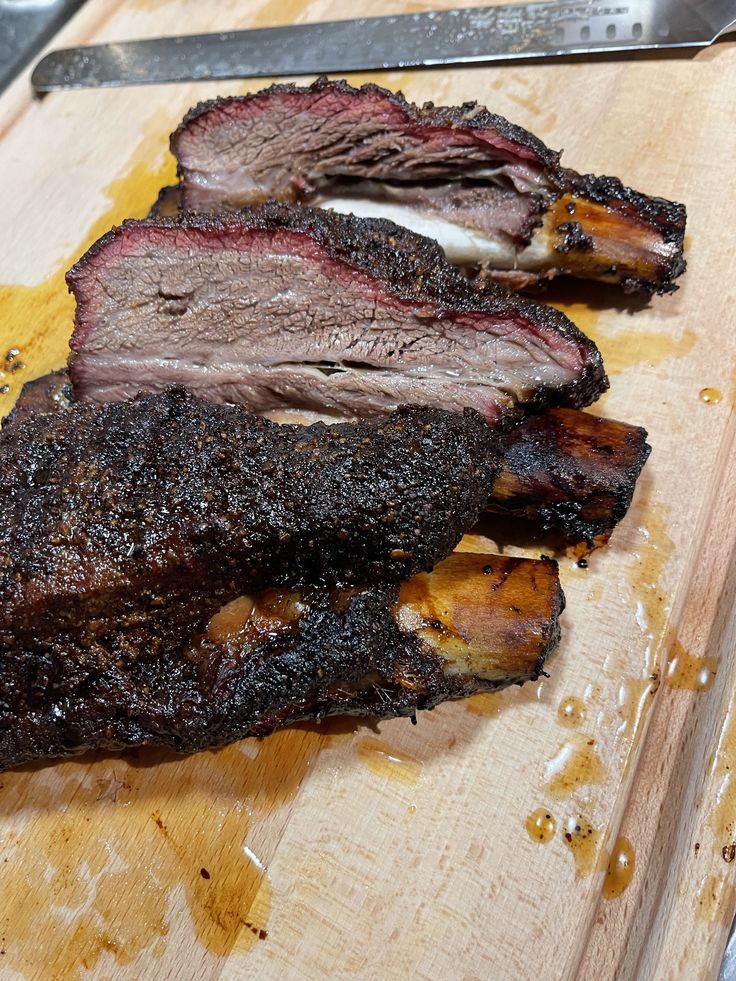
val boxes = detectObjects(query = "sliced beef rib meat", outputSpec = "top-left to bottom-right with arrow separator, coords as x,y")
67,204 -> 606,422
170,78 -> 686,295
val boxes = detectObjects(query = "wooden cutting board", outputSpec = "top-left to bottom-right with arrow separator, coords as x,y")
1,2 -> 735,978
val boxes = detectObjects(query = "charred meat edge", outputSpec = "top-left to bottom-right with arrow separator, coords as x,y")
0,387 -> 499,654
4,372 -> 648,545
0,552 -> 563,770
491,407 -> 650,546
170,77 -> 686,295
3,370 -> 73,426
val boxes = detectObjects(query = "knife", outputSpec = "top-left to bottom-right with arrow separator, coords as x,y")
31,0 -> 736,93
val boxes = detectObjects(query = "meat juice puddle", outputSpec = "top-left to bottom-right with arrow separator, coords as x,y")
532,696 -> 609,880
708,705 -> 736,874
695,704 -> 736,934
356,738 -> 421,785
697,696 -> 736,933
584,496 -> 675,775
544,737 -> 607,800
465,679 -> 545,719
524,684 -> 644,890
524,726 -> 605,874
522,472 -> 711,900
0,748 -> 262,973
520,517 -> 670,881
547,297 -> 696,380
697,874 -> 736,925
666,640 -> 718,692
0,723 -> 333,974
559,502 -> 671,884
562,817 -> 606,879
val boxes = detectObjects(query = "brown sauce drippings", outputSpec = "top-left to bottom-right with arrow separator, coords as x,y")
562,816 -> 604,878
602,837 -> 635,899
545,738 -> 607,800
526,809 -> 556,844
666,640 -> 718,692
356,739 -> 421,785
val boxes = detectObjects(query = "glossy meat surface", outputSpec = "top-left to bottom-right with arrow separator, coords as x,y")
491,407 -> 651,545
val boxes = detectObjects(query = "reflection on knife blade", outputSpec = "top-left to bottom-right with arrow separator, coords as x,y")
31,0 -> 736,92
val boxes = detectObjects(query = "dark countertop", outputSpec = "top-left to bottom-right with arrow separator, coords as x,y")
0,0 -> 86,92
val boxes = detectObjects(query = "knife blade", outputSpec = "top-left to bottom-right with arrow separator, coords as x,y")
31,0 -> 736,92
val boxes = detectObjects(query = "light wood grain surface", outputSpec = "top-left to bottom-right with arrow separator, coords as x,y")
0,1 -> 735,978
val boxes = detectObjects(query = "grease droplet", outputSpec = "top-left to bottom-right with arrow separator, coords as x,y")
465,692 -> 504,717
466,683 -> 542,717
526,808 -> 556,843
699,387 -> 722,404
602,837 -> 636,899
557,696 -> 586,728
407,804 -> 417,815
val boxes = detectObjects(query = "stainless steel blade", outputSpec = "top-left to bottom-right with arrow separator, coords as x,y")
31,0 -> 736,92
